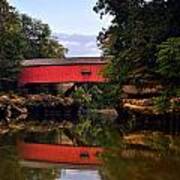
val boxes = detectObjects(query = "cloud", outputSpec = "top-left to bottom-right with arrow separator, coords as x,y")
60,40 -> 80,47
85,41 -> 96,48
55,33 -> 102,57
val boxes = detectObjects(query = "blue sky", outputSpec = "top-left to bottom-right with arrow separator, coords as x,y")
8,0 -> 111,56
9,0 -> 110,35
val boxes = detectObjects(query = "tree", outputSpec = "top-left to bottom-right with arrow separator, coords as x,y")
0,0 -> 25,79
20,14 -> 67,59
0,0 -> 66,83
156,37 -> 180,81
94,0 -> 180,100
156,37 -> 180,99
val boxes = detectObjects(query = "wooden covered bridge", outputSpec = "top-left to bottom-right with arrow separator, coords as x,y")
19,57 -> 107,87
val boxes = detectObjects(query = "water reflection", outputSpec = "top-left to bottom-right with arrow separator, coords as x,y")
22,167 -> 60,180
0,145 -> 24,180
0,132 -> 103,180
60,169 -> 101,180
0,111 -> 115,180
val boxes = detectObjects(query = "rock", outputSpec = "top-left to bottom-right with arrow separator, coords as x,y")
0,94 -> 79,123
122,84 -> 163,95
0,95 -> 10,103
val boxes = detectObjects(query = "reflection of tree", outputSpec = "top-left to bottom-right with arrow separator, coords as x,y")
23,130 -> 57,144
0,130 -> 61,180
0,146 -> 25,180
22,168 -> 60,180
0,145 -> 60,180
23,129 -> 74,145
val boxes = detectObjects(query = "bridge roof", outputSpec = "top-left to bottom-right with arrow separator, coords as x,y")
22,57 -> 106,67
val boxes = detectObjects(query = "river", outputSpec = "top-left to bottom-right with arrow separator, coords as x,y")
0,131 -> 104,180
0,111 -> 114,180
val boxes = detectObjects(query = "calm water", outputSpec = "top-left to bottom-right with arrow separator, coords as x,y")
0,110 -> 118,180
60,169 -> 101,180
0,132 -> 103,180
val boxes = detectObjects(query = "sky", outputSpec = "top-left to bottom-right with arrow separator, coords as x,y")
8,0 -> 152,57
8,0 -> 111,57
8,0 -> 110,35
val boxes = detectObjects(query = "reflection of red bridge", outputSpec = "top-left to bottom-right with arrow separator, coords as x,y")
19,57 -> 107,87
17,141 -> 103,166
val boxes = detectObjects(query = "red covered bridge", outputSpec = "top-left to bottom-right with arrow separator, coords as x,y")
19,57 -> 107,87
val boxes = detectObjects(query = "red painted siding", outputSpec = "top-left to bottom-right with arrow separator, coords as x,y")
17,141 -> 103,165
19,64 -> 106,86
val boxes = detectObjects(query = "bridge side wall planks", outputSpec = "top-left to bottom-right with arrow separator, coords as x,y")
19,64 -> 106,86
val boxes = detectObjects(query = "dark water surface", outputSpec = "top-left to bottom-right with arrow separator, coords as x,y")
0,132 -> 103,180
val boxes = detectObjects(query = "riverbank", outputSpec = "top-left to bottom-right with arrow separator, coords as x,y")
0,94 -> 79,123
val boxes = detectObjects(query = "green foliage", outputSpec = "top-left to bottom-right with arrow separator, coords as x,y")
72,86 -> 92,106
94,0 -> 180,96
152,55 -> 180,112
0,0 -> 25,79
94,2 -> 180,177
0,0 -> 66,82
72,84 -> 120,109
153,95 -> 171,113
21,14 -> 67,59
156,37 -> 180,80
96,83 -> 120,107
74,117 -> 119,147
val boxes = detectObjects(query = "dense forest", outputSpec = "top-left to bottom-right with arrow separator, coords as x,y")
94,1 -> 180,179
94,0 -> 180,119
